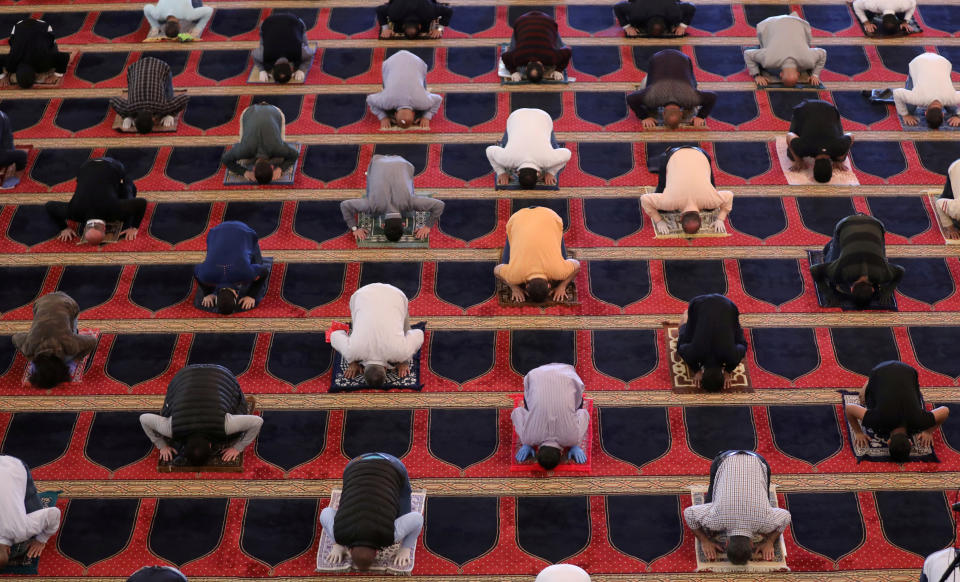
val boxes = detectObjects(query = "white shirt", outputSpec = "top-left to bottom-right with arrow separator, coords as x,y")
330,283 -> 424,368
893,53 -> 960,116
0,456 -> 61,546
851,0 -> 916,23
486,108 -> 571,177
149,0 -> 200,19
921,548 -> 960,582
936,159 -> 960,227
536,564 -> 591,582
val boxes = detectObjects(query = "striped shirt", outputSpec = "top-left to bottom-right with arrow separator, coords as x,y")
511,363 -> 589,449
503,11 -> 564,68
109,56 -> 189,118
684,453 -> 792,538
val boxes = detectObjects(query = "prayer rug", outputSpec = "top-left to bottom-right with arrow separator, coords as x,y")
192,257 -> 274,313
0,490 -> 60,575
20,329 -> 99,388
315,489 -> 426,575
690,484 -> 789,572
899,111 -> 960,132
328,322 -> 426,393
2,71 -> 63,88
665,326 -> 752,394
247,53 -> 316,84
111,111 -> 182,133
495,178 -> 560,191
865,88 -> 895,104
757,70 -> 825,91
853,7 -> 922,37
223,144 -> 301,185
143,29 -> 200,42
379,124 -> 430,131
356,196 -> 434,249
807,250 -> 898,311
650,208 -> 730,239
839,390 -> 939,463
928,193 -> 960,244
509,393 -> 593,473
496,272 -> 579,307
498,45 -> 574,84
157,396 -> 257,472
775,136 -> 860,186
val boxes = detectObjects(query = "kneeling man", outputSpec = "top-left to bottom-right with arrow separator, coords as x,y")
487,108 -> 571,189
786,99 -> 852,183
627,49 -> 716,129
367,50 -> 442,130
0,455 -> 61,568
195,221 -> 269,314
13,292 -> 98,389
494,207 -> 580,303
501,11 -> 571,83
640,146 -> 733,235
678,294 -> 747,392
512,363 -> 589,470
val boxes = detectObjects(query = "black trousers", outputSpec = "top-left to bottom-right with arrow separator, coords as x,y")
613,2 -> 696,28
705,450 -> 771,504
376,1 -> 452,30
0,149 -> 27,171
0,51 -> 71,75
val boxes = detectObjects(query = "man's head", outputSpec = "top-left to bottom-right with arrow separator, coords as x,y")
726,535 -> 753,565
15,64 -> 35,89
403,21 -> 421,39
364,363 -> 387,388
780,66 -> 799,88
880,13 -> 901,35
701,366 -> 724,393
29,354 -> 71,389
851,280 -> 875,308
383,217 -> 405,242
83,219 -> 106,245
525,277 -> 550,303
889,432 -> 912,463
517,167 -> 539,189
681,211 -> 702,234
395,108 -> 415,128
647,16 -> 667,37
135,110 -> 154,134
350,546 -> 378,571
536,445 -> 562,470
813,157 -> 832,183
273,59 -> 293,84
217,287 -> 238,315
663,104 -> 684,129
253,158 -> 274,185
926,102 -> 944,129
183,433 -> 213,465
164,17 -> 181,38
526,61 -> 545,84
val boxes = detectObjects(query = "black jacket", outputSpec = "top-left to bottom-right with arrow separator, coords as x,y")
677,294 -> 748,372
45,158 -> 146,230
161,364 -> 247,442
334,457 -> 404,549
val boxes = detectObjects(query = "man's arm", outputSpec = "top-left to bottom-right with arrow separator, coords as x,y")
276,143 -> 299,171
851,0 -> 870,23
695,91 -> 717,120
223,414 -> 264,451
639,193 -> 667,223
844,403 -> 868,437
298,43 -> 316,74
24,507 -> 61,543
902,0 -> 916,22
318,506 -> 337,539
575,408 -> 590,444
714,190 -> 734,221
139,413 -> 173,449
892,88 -> 918,117
117,198 -> 148,229
394,511 -> 424,549
542,147 -> 572,178
409,196 -> 445,226
423,93 -> 442,120
402,327 -> 425,359
221,145 -> 252,175
743,49 -> 764,78
810,48 -> 827,77
486,145 -> 510,176
877,263 -> 905,300
339,198 -> 374,229
510,406 -> 530,445
330,329 -> 351,359
366,92 -> 390,120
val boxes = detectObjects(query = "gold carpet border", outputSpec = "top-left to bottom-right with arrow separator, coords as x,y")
11,573 -> 924,582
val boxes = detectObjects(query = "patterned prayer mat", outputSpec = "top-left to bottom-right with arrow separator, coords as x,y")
357,197 -> 434,248
840,390 -> 938,463
665,326 -> 752,394
328,323 -> 426,392
651,208 -> 730,239
496,277 -> 579,307
20,329 -> 99,388
157,396 -> 257,472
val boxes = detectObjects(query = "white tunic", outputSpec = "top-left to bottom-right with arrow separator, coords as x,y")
893,53 -> 960,116
330,283 -> 424,368
486,108 -> 571,177
0,456 -> 61,546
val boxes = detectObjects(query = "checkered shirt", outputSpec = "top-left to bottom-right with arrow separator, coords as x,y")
683,454 -> 792,538
109,57 -> 189,118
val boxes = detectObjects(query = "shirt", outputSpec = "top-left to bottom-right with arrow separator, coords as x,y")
5,18 -> 59,75
621,0 -> 686,27
194,221 -> 269,290
629,49 -> 717,119
677,294 -> 748,373
148,0 -> 202,20
11,292 -> 98,362
640,147 -> 734,222
744,14 -> 827,77
330,283 -> 424,368
921,548 -> 960,582
683,453 -> 792,538
486,108 -> 571,177
109,56 -> 190,118
535,565 -> 592,582
893,53 -> 960,116
861,361 -> 936,436
788,99 -> 851,160
511,363 -> 589,449
139,413 -> 264,452
340,155 -> 444,228
221,104 -> 299,174
502,11 -> 565,69
936,159 -> 960,227
45,158 -> 146,229
816,214 -> 899,288
0,456 -> 61,546
366,50 -> 442,121
851,0 -> 916,23
498,207 -> 576,285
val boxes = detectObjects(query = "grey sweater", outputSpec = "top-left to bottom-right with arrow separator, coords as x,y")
340,155 -> 444,228
743,14 -> 826,77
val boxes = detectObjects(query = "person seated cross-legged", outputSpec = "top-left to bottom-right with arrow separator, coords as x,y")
139,364 -> 263,466
852,0 -> 916,35
0,456 -> 61,570
501,11 -> 571,83
340,155 -> 444,243
221,103 -> 299,185
936,158 -> 960,240
614,0 -> 695,37
494,207 -> 580,303
786,99 -> 853,183
194,221 -> 269,315
844,361 -> 949,463
110,56 -> 190,134
321,453 -> 423,571
640,146 -> 733,236
809,214 -> 904,309
512,364 -> 590,470
366,50 -> 442,130
0,111 -> 27,186
744,13 -> 826,88
253,12 -> 316,84
677,294 -> 747,392
45,157 -> 146,244
627,49 -> 716,129
894,53 -> 960,128
0,18 -> 70,89
487,108 -> 571,189
684,450 -> 792,565
12,292 -> 98,389
143,0 -> 213,39
330,283 -> 425,388
376,0 -> 452,39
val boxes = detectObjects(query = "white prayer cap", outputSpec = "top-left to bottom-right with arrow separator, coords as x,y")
535,564 -> 591,582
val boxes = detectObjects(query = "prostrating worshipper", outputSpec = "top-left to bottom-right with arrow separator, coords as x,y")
809,214 -> 905,309
743,13 -> 826,88
0,456 -> 61,569
852,0 -> 916,35
221,103 -> 299,185
640,146 -> 733,235
143,0 -> 214,39
126,567 -> 189,582
252,12 -> 316,84
844,361 -> 949,463
12,292 -> 98,389
0,18 -> 70,89
330,283 -> 425,389
340,155 -> 444,243
613,0 -> 696,37
677,294 -> 748,392
486,108 -> 571,189
139,364 -> 263,466
321,453 -> 422,571
0,111 -> 27,186
366,50 -> 442,130
920,547 -> 960,582
684,450 -> 792,565
536,565 -> 591,582
494,206 -> 580,303
376,0 -> 452,39
501,11 -> 571,83
893,53 -> 960,128
626,49 -> 716,129
511,363 -> 590,470
194,221 -> 269,315
45,157 -> 145,244
110,56 -> 190,133
785,99 -> 853,183
935,158 -> 960,239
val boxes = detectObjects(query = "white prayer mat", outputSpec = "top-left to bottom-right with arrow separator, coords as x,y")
775,136 -> 859,186
928,193 -> 960,245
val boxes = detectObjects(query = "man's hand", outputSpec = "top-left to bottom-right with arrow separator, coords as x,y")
122,117 -> 135,130
238,296 -> 255,310
221,447 -> 240,462
832,159 -> 846,171
693,369 -> 703,388
946,225 -> 960,240
258,70 -> 269,82
395,362 -> 410,377
243,170 -> 257,182
949,116 -> 960,127
150,27 -> 162,37
352,228 -> 368,241
900,21 -> 912,32
497,173 -> 512,186
293,70 -> 305,82
790,158 -> 808,172
655,220 -> 672,235
25,540 -> 46,559
808,74 -> 821,86
159,446 -> 177,462
567,445 -> 587,464
641,117 -> 657,129
272,166 -> 283,181
549,70 -> 564,81
902,114 -> 919,126
327,544 -> 350,564
853,432 -> 870,449
120,227 -> 138,241
394,546 -> 413,567
714,221 -> 726,234
544,173 -> 557,186
863,21 -> 877,33
754,74 -> 769,87
700,538 -> 724,561
202,294 -> 217,308
509,284 -> 526,303
58,228 -> 78,242
415,117 -> 430,130
380,117 -> 393,129
754,540 -> 776,561
623,25 -> 640,37
380,25 -> 394,39
414,226 -> 431,239
510,72 -> 523,82
551,284 -> 569,302
915,430 -> 933,448
344,362 -> 363,379
429,27 -> 443,39
692,116 -> 707,128
516,444 -> 535,462
161,115 -> 175,128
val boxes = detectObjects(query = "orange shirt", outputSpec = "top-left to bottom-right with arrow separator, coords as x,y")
498,207 -> 575,285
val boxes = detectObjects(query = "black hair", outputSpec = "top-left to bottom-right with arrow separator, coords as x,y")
217,287 -> 238,315
701,366 -> 724,392
273,61 -> 293,84
813,157 -> 833,183
253,158 -> 274,185
880,13 -> 900,35
851,281 -> 875,308
15,64 -> 35,89
383,217 -> 405,242
526,278 -> 550,303
183,433 -> 213,466
526,61 -> 545,84
403,21 -> 421,39
889,432 -> 912,463
517,167 -> 539,190
726,535 -> 753,565
926,106 -> 944,129
536,445 -> 562,470
364,364 -> 387,388
134,110 -> 154,134
29,354 -> 70,389
647,16 -> 667,37
164,19 -> 181,38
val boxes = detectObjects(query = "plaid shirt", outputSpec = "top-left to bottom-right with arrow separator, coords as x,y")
683,454 -> 792,538
109,56 -> 189,118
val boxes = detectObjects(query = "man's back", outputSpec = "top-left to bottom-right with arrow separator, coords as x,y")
366,155 -> 415,210
261,13 -> 305,65
504,108 -> 555,154
679,294 -> 745,370
239,104 -> 285,158
791,99 -> 842,139
502,207 -> 568,281
863,361 -> 934,435
336,283 -> 422,365
197,221 -> 262,285
757,14 -> 809,47
828,215 -> 889,283
663,147 -> 713,196
71,158 -> 124,212
647,49 -> 695,86
694,454 -> 784,536
127,56 -> 172,104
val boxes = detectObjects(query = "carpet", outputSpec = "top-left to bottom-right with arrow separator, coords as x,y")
328,323 -> 426,392
509,394 -> 593,473
665,326 -> 752,394
775,136 -> 860,186
839,391 -> 939,463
